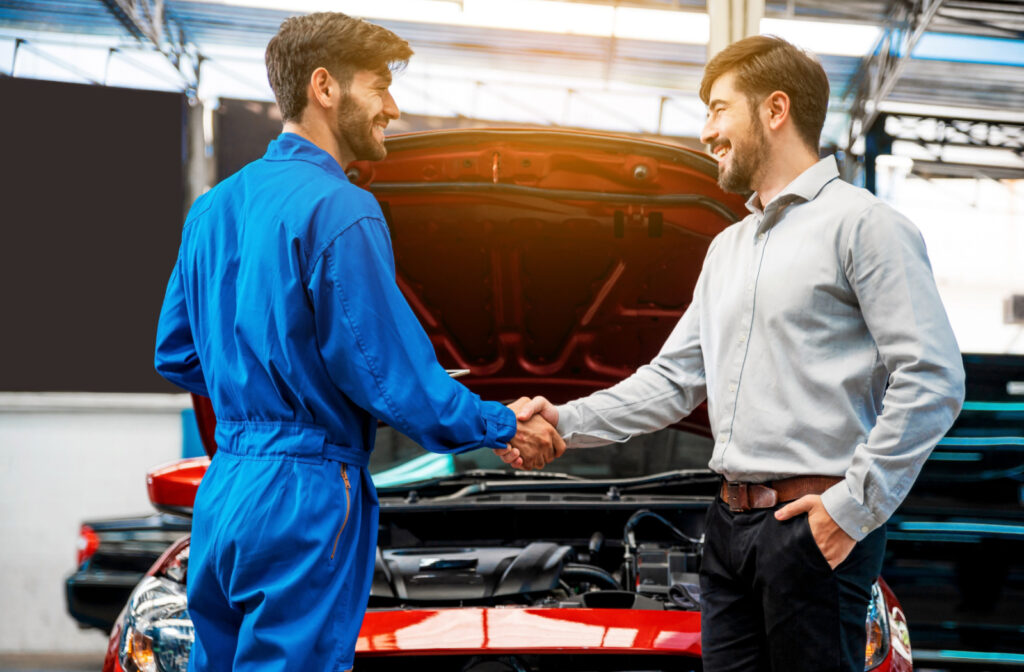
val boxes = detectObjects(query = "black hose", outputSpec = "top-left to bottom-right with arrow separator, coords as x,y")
622,509 -> 701,548
560,563 -> 620,590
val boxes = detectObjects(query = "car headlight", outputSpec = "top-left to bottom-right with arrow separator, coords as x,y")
864,582 -> 890,670
118,575 -> 194,672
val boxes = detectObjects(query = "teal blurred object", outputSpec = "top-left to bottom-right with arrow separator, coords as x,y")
371,452 -> 455,487
182,408 -> 205,458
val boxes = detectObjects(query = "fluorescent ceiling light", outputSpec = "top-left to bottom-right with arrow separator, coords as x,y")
182,0 -> 709,43
760,18 -> 880,57
613,6 -> 708,43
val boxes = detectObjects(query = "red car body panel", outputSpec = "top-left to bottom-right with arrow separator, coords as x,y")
146,456 -> 210,511
356,607 -> 701,657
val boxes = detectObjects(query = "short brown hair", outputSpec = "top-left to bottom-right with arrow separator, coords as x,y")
700,35 -> 829,151
265,12 -> 413,121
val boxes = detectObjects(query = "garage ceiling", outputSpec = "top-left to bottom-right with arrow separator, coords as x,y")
2,0 -> 1022,176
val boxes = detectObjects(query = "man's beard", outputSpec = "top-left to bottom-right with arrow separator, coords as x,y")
717,117 -> 768,194
335,93 -> 388,162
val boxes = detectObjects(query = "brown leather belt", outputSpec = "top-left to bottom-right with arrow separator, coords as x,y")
719,475 -> 843,512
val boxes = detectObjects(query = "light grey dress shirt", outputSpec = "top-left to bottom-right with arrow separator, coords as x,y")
556,156 -> 965,540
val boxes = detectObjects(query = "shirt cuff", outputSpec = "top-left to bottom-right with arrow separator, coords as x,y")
820,480 -> 882,542
555,403 -> 579,440
481,401 -> 517,448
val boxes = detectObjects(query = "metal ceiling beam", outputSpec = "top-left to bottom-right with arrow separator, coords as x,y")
99,0 -> 201,96
885,114 -> 1024,154
843,0 -> 945,170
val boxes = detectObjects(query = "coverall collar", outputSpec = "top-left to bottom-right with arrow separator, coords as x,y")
265,132 -> 348,180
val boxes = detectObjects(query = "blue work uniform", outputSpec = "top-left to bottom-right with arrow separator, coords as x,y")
155,132 -> 517,672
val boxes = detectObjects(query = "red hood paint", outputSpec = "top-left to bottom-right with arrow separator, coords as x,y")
356,607 -> 701,657
187,128 -> 744,458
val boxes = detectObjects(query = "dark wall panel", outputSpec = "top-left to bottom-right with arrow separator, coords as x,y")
0,78 -> 185,392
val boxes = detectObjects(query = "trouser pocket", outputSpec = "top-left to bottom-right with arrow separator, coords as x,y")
330,464 -> 352,561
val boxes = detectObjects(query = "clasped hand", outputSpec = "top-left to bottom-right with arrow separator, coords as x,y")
492,396 -> 565,470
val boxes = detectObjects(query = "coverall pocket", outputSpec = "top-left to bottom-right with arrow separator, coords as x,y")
329,464 -> 352,562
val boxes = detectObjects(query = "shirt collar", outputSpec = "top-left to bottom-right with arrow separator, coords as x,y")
745,154 -> 840,216
263,132 -> 347,180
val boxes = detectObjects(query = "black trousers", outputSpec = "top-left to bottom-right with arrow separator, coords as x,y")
699,498 -> 886,672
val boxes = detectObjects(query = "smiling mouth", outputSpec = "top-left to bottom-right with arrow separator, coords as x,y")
712,143 -> 730,161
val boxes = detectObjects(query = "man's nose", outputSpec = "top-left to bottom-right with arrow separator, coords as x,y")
699,118 -> 716,146
383,91 -> 400,120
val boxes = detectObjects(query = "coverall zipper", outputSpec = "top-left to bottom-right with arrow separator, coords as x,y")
330,464 -> 352,561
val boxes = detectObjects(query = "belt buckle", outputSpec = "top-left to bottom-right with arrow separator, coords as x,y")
725,481 -> 748,512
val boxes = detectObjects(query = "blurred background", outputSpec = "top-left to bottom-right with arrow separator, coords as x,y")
0,0 -> 1022,670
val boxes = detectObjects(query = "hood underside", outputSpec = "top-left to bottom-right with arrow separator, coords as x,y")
352,129 -> 744,399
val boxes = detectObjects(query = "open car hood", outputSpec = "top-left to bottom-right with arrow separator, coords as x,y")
191,128 -> 745,457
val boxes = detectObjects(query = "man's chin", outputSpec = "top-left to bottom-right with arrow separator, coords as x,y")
356,142 -> 387,163
717,174 -> 749,194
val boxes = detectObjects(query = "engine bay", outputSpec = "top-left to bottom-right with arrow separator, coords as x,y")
368,495 -> 710,612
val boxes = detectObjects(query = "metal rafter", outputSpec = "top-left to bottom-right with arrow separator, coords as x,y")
844,0 -> 945,163
99,0 -> 201,95
886,114 -> 1024,154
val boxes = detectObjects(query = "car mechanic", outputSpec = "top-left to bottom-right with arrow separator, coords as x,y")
514,35 -> 965,672
154,12 -> 563,672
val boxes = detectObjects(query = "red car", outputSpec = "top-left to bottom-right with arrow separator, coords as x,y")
104,129 -> 914,672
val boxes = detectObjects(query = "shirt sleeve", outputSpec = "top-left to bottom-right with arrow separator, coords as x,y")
154,253 -> 209,397
820,203 -> 965,540
308,216 -> 516,453
556,256 -> 710,448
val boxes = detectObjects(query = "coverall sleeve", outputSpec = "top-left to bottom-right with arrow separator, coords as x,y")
820,203 -> 965,540
308,216 -> 516,453
555,250 -> 710,448
154,254 -> 209,397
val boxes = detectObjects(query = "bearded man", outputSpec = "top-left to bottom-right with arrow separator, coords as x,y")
516,36 -> 964,671
155,13 -> 561,672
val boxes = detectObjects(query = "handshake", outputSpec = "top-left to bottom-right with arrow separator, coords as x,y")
493,396 -> 564,471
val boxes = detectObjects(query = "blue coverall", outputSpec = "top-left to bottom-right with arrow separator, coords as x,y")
155,133 -> 517,672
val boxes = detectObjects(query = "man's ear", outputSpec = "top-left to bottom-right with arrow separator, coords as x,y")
308,66 -> 337,110
764,90 -> 790,131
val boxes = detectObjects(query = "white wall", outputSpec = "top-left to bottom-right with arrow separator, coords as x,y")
880,169 -> 1024,354
0,394 -> 188,654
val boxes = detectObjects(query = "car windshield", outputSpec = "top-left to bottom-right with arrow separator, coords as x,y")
369,425 -> 714,485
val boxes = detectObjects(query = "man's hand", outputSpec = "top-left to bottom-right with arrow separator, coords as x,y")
775,494 -> 856,569
492,445 -> 523,468
514,395 -> 559,428
491,397 -> 565,471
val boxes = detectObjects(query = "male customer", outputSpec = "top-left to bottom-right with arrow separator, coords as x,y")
154,13 -> 562,672
516,35 -> 964,671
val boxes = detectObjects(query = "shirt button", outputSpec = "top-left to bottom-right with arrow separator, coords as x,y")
861,526 -> 870,534
758,233 -> 766,241
728,383 -> 737,392
738,334 -> 746,343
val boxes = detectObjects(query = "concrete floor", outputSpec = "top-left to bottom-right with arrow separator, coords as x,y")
0,654 -> 104,672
